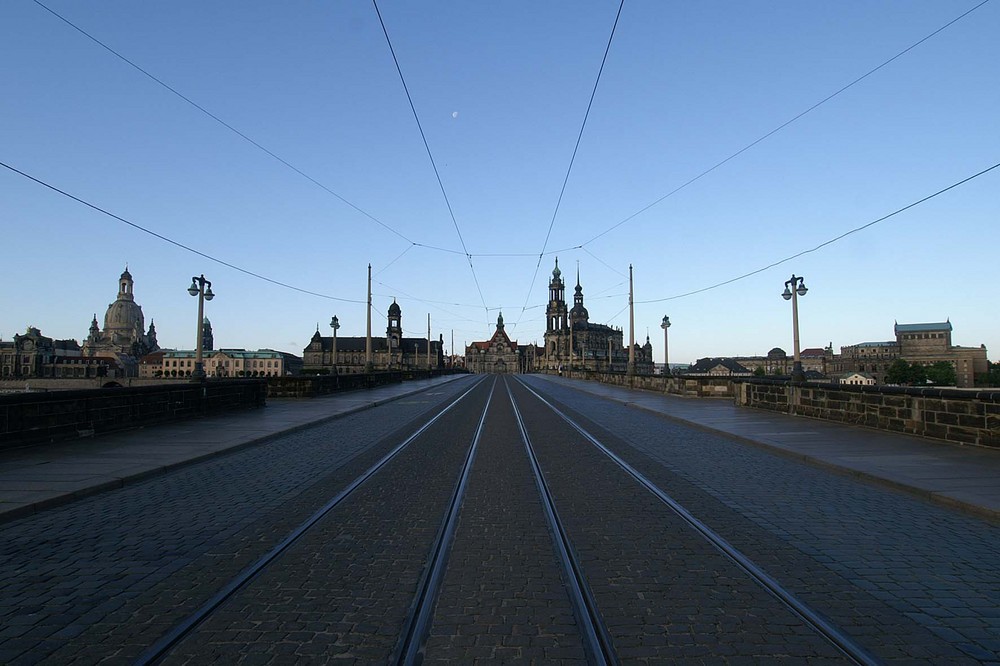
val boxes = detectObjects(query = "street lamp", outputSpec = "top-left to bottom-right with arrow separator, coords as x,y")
660,315 -> 671,376
187,274 -> 214,381
781,274 -> 808,384
329,315 -> 340,375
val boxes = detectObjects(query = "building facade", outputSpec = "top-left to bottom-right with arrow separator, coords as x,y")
735,346 -> 831,377
81,268 -> 159,377
684,357 -> 753,377
139,349 -> 296,378
542,259 -> 654,374
465,313 -> 520,373
1,327 -> 116,379
831,320 -> 987,388
302,300 -> 444,374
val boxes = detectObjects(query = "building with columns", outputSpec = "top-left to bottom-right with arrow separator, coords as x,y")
830,320 -> 987,388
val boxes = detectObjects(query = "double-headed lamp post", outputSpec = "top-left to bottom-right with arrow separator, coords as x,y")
329,315 -> 340,375
781,274 -> 808,384
187,275 -> 214,381
660,315 -> 671,376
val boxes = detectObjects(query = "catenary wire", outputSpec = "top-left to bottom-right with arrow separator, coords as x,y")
28,0 -> 452,253
515,0 -> 627,330
581,0 -> 993,247
637,161 -> 1000,303
1,159 -> 364,304
371,0 -> 490,321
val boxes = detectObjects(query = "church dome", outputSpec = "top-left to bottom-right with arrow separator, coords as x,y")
388,299 -> 401,316
104,298 -> 144,333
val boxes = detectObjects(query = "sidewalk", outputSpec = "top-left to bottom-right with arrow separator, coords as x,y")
0,375 -> 466,524
4,374 -> 998,525
536,375 -> 1000,520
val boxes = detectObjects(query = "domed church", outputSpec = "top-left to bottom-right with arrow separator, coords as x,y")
82,267 -> 159,376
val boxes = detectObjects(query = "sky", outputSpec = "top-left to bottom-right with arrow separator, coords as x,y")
2,1 -> 998,365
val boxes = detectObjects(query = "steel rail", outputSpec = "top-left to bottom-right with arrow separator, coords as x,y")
505,377 -> 619,666
135,375 -> 488,666
392,376 -> 498,665
514,378 -> 881,666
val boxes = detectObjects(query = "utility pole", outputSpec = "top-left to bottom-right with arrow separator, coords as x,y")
427,313 -> 432,370
365,264 -> 372,373
627,264 -> 635,376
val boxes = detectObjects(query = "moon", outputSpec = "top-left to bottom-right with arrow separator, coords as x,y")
451,111 -> 459,119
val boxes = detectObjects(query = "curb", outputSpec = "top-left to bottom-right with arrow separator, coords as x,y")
543,377 -> 1000,523
0,375 -> 467,526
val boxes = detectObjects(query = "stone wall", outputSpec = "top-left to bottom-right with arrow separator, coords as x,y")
266,372 -> 402,398
737,379 -> 1000,448
556,369 -> 738,398
0,380 -> 267,448
265,368 -> 462,398
0,377 -> 182,393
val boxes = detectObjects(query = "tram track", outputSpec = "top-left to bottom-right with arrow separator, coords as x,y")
511,376 -> 881,665
506,377 -> 619,666
137,375 -> 492,665
135,372 -> 883,664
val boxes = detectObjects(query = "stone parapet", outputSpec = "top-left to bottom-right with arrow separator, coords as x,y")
736,379 -> 1000,448
549,369 -> 738,398
0,380 -> 267,448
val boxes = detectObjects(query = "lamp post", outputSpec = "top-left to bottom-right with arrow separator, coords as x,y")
660,315 -> 671,375
781,274 -> 808,384
329,315 -> 340,375
187,274 -> 214,381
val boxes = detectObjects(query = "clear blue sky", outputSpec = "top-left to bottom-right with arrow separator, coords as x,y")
3,1 -> 998,364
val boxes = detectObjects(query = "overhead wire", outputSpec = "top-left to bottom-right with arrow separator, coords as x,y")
370,0 -> 490,320
636,161 -> 1000,303
515,0 -> 627,329
580,0 -> 993,248
30,0 -> 461,255
0,159 -> 367,303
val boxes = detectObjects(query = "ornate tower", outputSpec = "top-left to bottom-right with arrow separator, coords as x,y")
147,320 -> 158,350
546,258 -> 567,333
570,266 -> 589,326
387,299 -> 402,348
201,318 -> 214,352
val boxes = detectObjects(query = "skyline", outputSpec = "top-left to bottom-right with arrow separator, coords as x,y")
3,1 -> 998,363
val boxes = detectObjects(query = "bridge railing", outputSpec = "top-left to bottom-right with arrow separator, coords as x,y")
0,380 -> 267,449
736,379 -> 1000,449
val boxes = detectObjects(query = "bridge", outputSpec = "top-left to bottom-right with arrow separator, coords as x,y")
1,374 -> 998,663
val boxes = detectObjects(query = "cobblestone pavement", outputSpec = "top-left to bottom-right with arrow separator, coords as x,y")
4,371 -> 999,664
520,375 -> 1000,664
162,378 -> 496,663
510,379 -> 853,664
0,377 -> 480,665
422,378 -> 587,664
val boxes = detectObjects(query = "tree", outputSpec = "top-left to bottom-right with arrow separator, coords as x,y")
975,361 -> 1000,387
753,366 -> 766,377
886,359 -> 910,384
925,361 -> 956,386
